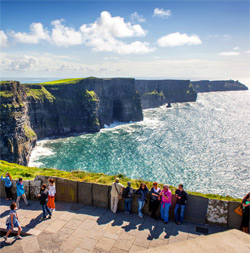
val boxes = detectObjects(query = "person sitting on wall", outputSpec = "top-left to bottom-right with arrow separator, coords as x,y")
110,178 -> 124,213
123,181 -> 135,215
135,183 -> 149,218
241,194 -> 250,234
174,184 -> 188,225
149,182 -> 161,220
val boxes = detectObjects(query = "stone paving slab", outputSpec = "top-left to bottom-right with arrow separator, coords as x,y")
0,198 -> 229,252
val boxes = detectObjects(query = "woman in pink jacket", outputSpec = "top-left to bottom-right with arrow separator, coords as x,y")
159,185 -> 172,224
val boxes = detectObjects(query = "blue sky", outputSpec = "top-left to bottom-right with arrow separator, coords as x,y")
0,0 -> 249,85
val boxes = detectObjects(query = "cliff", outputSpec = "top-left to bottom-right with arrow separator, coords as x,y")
141,90 -> 165,109
192,80 -> 248,93
0,78 -> 143,165
0,81 -> 37,165
135,79 -> 197,109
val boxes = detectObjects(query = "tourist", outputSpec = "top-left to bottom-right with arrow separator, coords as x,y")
16,178 -> 29,208
123,181 -> 134,214
47,178 -> 56,212
241,194 -> 250,233
4,202 -> 22,241
149,182 -> 161,219
135,183 -> 149,217
38,184 -> 52,221
174,184 -> 188,225
1,172 -> 13,200
160,184 -> 172,223
110,178 -> 124,213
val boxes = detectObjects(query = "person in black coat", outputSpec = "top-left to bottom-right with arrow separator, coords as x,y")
135,183 -> 149,217
123,182 -> 134,214
149,182 -> 161,220
241,194 -> 250,233
37,184 -> 52,221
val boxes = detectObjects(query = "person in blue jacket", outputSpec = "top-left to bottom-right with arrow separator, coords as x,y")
1,172 -> 13,200
135,183 -> 149,217
16,178 -> 30,208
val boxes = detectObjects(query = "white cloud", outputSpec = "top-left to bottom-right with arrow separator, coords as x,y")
51,19 -> 83,47
153,8 -> 171,18
157,32 -> 202,47
130,12 -> 146,23
80,11 -> 154,54
219,51 -> 240,56
0,30 -> 8,48
10,23 -> 49,44
7,11 -> 154,54
246,50 -> 250,54
233,47 -> 239,50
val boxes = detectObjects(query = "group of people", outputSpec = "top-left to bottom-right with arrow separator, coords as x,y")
1,173 -> 56,241
111,178 -> 188,225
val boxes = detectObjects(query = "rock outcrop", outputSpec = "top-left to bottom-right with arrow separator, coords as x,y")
192,80 -> 248,93
141,90 -> 165,109
135,79 -> 197,109
0,81 -> 37,165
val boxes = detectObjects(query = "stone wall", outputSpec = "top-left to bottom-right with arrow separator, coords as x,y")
0,176 -> 243,229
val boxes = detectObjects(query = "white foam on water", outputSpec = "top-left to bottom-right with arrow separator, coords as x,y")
28,140 -> 55,167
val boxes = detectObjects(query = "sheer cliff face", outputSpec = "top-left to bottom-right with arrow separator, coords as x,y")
0,82 -> 37,165
135,80 -> 197,107
192,80 -> 248,93
0,78 -> 143,165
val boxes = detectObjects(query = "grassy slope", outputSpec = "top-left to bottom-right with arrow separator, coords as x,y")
0,160 -> 241,202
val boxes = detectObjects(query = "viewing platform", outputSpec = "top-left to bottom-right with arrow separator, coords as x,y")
1,198 -> 247,253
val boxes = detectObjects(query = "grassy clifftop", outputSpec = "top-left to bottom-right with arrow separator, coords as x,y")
0,160 -> 241,202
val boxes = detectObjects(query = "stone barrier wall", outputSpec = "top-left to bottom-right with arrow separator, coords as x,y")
0,176 -> 243,229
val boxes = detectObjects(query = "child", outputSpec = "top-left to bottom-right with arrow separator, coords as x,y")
16,178 -> 29,209
1,172 -> 13,200
47,178 -> 56,212
37,184 -> 52,220
4,202 -> 22,241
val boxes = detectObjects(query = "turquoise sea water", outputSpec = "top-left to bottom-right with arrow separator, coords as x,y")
29,90 -> 250,198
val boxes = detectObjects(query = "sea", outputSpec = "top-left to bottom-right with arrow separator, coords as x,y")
3,78 -> 250,198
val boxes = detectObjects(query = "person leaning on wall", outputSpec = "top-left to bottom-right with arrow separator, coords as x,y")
174,184 -> 188,225
110,178 -> 124,213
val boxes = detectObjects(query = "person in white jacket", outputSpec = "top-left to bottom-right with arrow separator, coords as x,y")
110,178 -> 124,213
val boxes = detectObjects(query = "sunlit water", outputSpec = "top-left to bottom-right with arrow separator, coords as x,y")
29,91 -> 250,198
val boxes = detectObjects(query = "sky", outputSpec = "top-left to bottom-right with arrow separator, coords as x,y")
0,0 -> 249,85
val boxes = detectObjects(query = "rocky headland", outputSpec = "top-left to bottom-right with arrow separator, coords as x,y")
192,80 -> 248,93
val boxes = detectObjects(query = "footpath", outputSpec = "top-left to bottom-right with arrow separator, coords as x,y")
0,198 -> 229,252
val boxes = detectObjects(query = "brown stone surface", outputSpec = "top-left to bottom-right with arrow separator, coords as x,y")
78,181 -> 93,206
92,183 -> 109,208
56,178 -> 77,203
29,180 -> 41,200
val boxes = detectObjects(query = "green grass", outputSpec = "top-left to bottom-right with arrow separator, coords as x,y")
0,160 -> 241,202
143,90 -> 165,97
84,89 -> 98,102
0,91 -> 14,98
23,77 -> 98,86
26,86 -> 55,102
24,124 -> 36,138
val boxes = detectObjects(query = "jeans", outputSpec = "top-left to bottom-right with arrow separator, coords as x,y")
42,204 -> 52,218
125,198 -> 132,213
138,200 -> 145,216
174,204 -> 186,223
161,203 -> 171,222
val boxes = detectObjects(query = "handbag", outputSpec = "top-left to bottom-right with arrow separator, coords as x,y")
115,183 -> 123,200
234,205 -> 243,216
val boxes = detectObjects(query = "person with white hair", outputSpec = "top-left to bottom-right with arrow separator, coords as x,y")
110,178 -> 124,213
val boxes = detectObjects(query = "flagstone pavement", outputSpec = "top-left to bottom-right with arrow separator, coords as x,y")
0,198 -> 227,252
